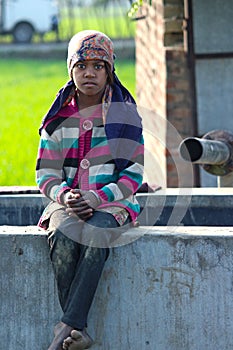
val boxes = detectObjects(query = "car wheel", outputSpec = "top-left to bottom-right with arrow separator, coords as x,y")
13,22 -> 34,43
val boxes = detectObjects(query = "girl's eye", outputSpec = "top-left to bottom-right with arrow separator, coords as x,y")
95,64 -> 105,70
77,63 -> 86,69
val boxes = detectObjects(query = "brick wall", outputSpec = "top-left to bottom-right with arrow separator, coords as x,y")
136,0 -> 195,187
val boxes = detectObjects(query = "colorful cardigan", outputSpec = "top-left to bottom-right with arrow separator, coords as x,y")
36,97 -> 144,224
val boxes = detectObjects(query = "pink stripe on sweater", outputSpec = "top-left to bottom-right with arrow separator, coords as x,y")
62,148 -> 79,159
87,145 -> 111,158
40,177 -> 56,192
42,100 -> 79,130
39,148 -> 61,159
118,176 -> 139,193
131,144 -> 144,158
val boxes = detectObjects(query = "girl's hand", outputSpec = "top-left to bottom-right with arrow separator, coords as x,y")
64,189 -> 96,221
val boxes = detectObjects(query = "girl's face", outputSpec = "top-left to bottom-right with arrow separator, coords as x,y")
72,60 -> 108,98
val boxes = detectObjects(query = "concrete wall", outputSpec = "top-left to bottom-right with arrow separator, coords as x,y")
2,188 -> 233,226
2,225 -> 233,350
0,227 -> 61,350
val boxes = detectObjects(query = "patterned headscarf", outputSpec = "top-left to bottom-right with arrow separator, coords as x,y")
67,30 -> 114,77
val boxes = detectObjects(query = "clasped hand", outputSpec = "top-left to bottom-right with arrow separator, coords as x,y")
64,189 -> 100,221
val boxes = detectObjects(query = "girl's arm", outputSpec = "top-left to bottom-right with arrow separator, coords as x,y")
95,135 -> 144,203
36,128 -> 71,204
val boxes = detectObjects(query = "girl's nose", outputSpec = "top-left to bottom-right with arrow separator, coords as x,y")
84,66 -> 95,77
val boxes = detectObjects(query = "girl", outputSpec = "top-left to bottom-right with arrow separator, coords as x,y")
36,30 -> 144,350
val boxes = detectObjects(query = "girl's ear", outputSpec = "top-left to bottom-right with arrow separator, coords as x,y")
70,69 -> 73,80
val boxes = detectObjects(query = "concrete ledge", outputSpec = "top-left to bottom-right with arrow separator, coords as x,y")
1,187 -> 233,226
2,225 -> 233,349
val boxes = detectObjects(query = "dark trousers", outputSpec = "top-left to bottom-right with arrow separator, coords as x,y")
47,210 -> 125,329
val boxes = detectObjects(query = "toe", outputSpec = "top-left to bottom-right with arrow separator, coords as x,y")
70,330 -> 82,340
62,336 -> 73,350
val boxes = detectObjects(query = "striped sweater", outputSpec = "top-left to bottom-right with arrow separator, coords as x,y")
36,97 -> 144,223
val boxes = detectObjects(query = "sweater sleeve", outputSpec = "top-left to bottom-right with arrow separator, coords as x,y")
95,135 -> 144,203
36,128 -> 71,204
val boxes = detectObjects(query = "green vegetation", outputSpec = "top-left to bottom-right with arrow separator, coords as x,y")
0,5 -> 135,44
0,58 -> 135,185
55,6 -> 136,41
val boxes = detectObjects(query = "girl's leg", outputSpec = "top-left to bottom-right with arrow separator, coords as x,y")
48,209 -> 84,311
47,210 -> 83,350
61,212 -> 120,329
47,210 -> 122,350
48,228 -> 81,311
48,210 -> 118,328
61,243 -> 109,328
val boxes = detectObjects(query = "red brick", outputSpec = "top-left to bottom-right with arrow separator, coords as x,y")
136,0 -> 193,187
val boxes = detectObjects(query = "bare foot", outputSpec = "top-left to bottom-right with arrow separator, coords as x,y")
63,329 -> 93,350
48,322 -> 73,350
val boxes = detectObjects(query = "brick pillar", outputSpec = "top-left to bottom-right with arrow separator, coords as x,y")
136,0 -> 195,187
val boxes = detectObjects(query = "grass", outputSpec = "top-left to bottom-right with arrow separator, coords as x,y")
0,58 -> 135,186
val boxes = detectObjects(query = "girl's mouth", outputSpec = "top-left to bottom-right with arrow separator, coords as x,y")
83,82 -> 96,86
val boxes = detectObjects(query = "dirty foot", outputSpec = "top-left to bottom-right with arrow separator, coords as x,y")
63,329 -> 94,350
48,322 -> 73,350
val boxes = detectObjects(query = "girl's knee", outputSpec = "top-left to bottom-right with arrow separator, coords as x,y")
84,246 -> 110,263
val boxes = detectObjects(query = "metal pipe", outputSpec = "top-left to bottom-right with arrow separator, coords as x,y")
179,137 -> 230,164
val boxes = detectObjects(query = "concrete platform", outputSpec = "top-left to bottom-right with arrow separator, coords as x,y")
2,225 -> 233,350
1,187 -> 233,226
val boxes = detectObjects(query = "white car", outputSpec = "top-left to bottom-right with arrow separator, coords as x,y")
0,0 -> 59,43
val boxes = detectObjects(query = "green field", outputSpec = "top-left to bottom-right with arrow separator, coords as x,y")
55,6 -> 135,41
0,58 -> 135,186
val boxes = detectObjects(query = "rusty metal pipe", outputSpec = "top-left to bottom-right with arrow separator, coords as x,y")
179,130 -> 233,177
179,130 -> 233,180
179,137 -> 230,165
